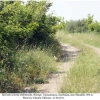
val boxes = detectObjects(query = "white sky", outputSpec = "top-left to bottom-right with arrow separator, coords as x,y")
49,0 -> 100,21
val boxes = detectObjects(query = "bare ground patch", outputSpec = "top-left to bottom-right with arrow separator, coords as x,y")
36,43 -> 80,93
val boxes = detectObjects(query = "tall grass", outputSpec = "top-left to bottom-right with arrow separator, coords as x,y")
0,47 -> 58,93
61,47 -> 100,93
15,48 -> 58,81
56,30 -> 100,48
57,30 -> 100,93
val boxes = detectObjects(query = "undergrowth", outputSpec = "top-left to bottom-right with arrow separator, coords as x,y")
0,47 -> 59,93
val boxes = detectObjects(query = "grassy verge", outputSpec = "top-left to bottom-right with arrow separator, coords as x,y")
56,30 -> 100,48
15,48 -> 58,81
0,47 -> 58,93
61,47 -> 100,93
57,30 -> 100,93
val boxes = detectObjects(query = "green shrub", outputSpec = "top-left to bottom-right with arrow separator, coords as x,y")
0,48 -> 58,92
14,48 -> 58,84
0,72 -> 23,93
0,0 -> 60,93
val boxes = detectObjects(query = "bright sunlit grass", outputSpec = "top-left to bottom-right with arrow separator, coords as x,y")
56,31 -> 100,48
61,47 -> 100,93
57,31 -> 100,93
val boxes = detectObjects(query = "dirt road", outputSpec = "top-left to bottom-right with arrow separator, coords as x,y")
24,43 -> 100,93
37,43 -> 80,93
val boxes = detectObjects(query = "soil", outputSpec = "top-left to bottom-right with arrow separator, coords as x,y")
36,43 -> 80,93
37,44 -> 100,93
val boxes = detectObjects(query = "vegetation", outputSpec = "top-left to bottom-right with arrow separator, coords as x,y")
0,0 -> 100,93
58,14 -> 100,33
56,31 -> 100,48
0,48 -> 58,93
56,31 -> 100,93
0,0 -> 60,93
61,47 -> 100,93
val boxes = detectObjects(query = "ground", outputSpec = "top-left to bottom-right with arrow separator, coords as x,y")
37,43 -> 80,93
24,43 -> 100,93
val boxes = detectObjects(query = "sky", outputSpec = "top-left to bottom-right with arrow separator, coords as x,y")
48,0 -> 100,21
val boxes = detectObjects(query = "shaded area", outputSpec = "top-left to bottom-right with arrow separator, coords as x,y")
58,44 -> 80,62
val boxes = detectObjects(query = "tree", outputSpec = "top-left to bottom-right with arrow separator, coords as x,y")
87,14 -> 94,31
87,14 -> 100,32
57,17 -> 66,30
88,21 -> 100,32
65,19 -> 88,33
0,0 -> 60,70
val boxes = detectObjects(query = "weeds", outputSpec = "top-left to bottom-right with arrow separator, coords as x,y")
61,47 -> 100,93
0,46 -> 58,93
16,49 -> 58,82
57,31 -> 100,93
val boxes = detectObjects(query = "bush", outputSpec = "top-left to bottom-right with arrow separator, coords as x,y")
0,48 -> 58,92
65,19 -> 88,33
0,72 -> 23,93
0,0 -> 60,93
15,49 -> 58,81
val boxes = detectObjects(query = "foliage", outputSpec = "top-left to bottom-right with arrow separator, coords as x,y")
88,21 -> 100,32
58,14 -> 100,33
15,49 -> 58,83
87,14 -> 94,25
65,19 -> 88,33
0,0 -> 59,48
0,0 -> 60,67
0,45 -> 58,93
57,19 -> 88,33
0,72 -> 23,93
0,0 -> 60,93
56,17 -> 66,30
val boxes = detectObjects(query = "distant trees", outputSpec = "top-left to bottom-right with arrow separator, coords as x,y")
58,14 -> 100,33
65,19 -> 88,33
59,19 -> 88,33
87,14 -> 100,32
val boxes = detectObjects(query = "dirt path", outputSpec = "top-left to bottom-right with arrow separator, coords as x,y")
37,43 -> 80,93
84,44 -> 100,56
37,62 -> 74,93
24,43 -> 100,93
